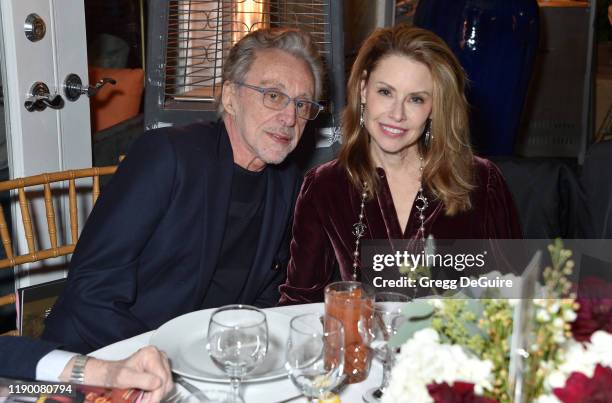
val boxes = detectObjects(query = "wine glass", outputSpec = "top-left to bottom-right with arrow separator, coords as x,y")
361,292 -> 410,403
207,305 -> 268,403
285,313 -> 345,402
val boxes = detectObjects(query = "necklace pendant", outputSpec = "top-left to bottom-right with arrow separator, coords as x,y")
352,222 -> 366,238
414,193 -> 429,213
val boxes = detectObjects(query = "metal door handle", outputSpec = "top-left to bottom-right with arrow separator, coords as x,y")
24,94 -> 64,111
87,77 -> 116,97
64,73 -> 116,101
24,82 -> 65,112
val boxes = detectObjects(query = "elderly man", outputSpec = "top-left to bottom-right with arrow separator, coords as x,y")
43,28 -> 323,353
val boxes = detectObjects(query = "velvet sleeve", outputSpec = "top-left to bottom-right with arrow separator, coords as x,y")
483,160 -> 523,238
278,169 -> 336,305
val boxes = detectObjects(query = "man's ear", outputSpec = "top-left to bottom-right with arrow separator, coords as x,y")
222,81 -> 236,115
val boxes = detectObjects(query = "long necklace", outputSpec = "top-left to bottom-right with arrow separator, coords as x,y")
351,155 -> 428,280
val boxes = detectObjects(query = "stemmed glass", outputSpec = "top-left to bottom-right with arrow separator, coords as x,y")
285,313 -> 345,402
207,305 -> 268,403
361,292 -> 410,403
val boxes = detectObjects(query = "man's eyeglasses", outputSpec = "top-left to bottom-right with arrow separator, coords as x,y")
234,82 -> 323,121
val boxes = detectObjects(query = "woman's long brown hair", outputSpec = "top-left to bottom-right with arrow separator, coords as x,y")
338,25 -> 475,215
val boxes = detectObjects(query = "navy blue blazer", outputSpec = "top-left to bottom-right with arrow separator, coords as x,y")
43,122 -> 301,353
0,336 -> 59,380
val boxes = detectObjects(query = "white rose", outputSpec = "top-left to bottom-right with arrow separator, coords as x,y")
548,303 -> 560,314
553,317 -> 565,329
537,395 -> 561,403
537,309 -> 551,322
414,328 -> 439,343
562,309 -> 577,322
546,370 -> 567,389
384,328 -> 493,403
587,331 -> 612,367
553,332 -> 566,344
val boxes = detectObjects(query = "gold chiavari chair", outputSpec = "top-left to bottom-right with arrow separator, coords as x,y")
0,165 -> 117,336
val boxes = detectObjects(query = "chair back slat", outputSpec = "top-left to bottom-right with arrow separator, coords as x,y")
0,166 -> 118,192
0,166 -> 118,271
93,172 -> 101,204
0,244 -> 75,269
43,183 -> 58,249
0,208 -> 14,260
68,178 -> 78,244
0,292 -> 15,306
0,164 -> 118,336
17,187 -> 35,253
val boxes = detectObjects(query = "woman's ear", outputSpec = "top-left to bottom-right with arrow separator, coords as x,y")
360,70 -> 369,104
221,81 -> 236,115
360,77 -> 367,104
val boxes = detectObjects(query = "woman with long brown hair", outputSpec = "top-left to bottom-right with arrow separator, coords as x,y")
279,25 -> 521,304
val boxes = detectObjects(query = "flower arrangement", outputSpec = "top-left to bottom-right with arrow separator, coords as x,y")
383,240 -> 612,403
382,328 -> 494,403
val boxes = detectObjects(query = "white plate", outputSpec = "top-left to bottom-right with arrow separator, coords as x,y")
150,309 -> 291,383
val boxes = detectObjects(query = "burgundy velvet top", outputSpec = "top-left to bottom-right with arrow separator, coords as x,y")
278,157 -> 523,305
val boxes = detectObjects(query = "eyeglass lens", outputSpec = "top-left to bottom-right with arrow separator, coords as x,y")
262,91 -> 320,120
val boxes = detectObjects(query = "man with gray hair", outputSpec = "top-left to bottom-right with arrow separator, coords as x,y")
43,28 -> 323,354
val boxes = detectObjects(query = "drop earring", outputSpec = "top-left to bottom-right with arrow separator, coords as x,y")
359,103 -> 365,128
424,118 -> 432,148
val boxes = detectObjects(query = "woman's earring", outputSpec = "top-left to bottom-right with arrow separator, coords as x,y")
424,118 -> 432,148
359,104 -> 365,128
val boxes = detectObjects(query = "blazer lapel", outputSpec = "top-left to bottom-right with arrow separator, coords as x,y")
196,124 -> 233,304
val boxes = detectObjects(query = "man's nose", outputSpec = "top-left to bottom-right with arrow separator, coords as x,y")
278,101 -> 297,127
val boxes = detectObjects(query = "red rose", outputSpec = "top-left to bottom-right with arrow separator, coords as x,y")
427,382 -> 498,403
553,364 -> 612,403
572,277 -> 612,342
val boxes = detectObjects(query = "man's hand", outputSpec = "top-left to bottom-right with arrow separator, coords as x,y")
61,346 -> 173,403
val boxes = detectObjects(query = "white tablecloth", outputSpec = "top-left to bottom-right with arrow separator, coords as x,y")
91,303 -> 381,403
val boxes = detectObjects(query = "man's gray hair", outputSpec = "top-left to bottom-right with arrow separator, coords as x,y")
217,28 -> 324,115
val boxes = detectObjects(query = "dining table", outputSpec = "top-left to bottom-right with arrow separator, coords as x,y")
90,303 -> 383,403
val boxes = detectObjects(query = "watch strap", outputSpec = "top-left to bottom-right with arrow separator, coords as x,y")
69,354 -> 89,384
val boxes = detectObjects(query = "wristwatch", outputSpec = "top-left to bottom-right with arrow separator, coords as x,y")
69,355 -> 89,384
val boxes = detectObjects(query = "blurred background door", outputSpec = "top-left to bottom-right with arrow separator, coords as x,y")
0,0 -> 91,330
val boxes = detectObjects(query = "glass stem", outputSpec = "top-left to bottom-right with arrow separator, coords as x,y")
380,348 -> 395,393
230,377 -> 241,401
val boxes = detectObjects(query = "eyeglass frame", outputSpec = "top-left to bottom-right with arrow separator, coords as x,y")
233,81 -> 324,121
